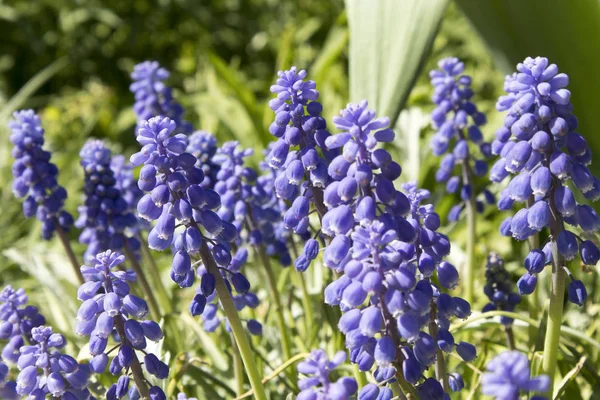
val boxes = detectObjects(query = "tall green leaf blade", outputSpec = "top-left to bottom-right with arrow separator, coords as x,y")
345,0 -> 448,125
456,0 -> 600,174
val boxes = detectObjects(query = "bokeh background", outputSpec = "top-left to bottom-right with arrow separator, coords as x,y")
1,0 -> 600,398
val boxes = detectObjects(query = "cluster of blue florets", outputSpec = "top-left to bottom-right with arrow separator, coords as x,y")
76,250 -> 167,399
130,61 -> 192,134
490,57 -> 600,304
76,140 -> 141,261
429,57 -> 494,221
9,110 -> 74,240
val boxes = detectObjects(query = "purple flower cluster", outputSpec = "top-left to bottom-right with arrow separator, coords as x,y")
429,57 -> 493,221
0,286 -> 46,364
130,61 -> 191,134
76,250 -> 167,399
481,351 -> 549,400
186,130 -> 220,189
491,57 -> 600,303
76,140 -> 141,261
15,326 -> 93,399
214,141 -> 292,265
483,253 -> 521,325
131,116 -> 239,317
296,350 -> 358,400
266,67 -> 339,233
305,100 -> 475,396
9,110 -> 74,239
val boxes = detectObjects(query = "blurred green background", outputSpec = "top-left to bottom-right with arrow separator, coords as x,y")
1,0 -> 600,398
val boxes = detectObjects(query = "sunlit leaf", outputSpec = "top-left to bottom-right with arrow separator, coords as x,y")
345,0 -> 448,126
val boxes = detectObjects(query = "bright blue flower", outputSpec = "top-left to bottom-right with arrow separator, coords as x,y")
482,351 -> 549,400
0,286 -> 46,364
308,101 -> 474,396
130,61 -> 191,134
77,250 -> 167,398
266,67 -> 339,245
429,57 -> 492,220
15,325 -> 92,399
297,349 -> 358,400
131,117 -> 250,324
9,110 -> 74,239
76,140 -> 141,261
491,57 -> 600,305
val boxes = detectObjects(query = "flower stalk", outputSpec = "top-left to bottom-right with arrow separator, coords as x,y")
122,238 -> 162,320
198,240 -> 268,400
53,217 -> 84,284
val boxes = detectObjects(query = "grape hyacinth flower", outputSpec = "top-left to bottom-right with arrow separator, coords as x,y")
266,67 -> 339,227
76,250 -> 167,399
315,101 -> 474,397
131,116 -> 267,399
0,286 -> 46,364
429,57 -> 492,306
9,110 -> 74,240
186,130 -> 220,189
491,57 -> 600,302
76,140 -> 141,262
429,57 -> 493,221
296,349 -> 358,400
15,326 -> 93,399
130,116 -> 237,299
481,351 -> 549,400
491,56 -> 600,389
130,61 -> 192,134
213,141 -> 292,265
483,253 -> 521,326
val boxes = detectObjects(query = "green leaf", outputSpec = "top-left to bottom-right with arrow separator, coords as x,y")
455,0 -> 600,175
345,0 -> 449,125
555,356 -> 586,399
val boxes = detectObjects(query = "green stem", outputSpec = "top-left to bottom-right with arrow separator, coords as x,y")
542,240 -> 566,394
295,270 -> 313,337
289,236 -> 313,336
464,189 -> 476,306
352,363 -> 368,388
231,333 -> 245,396
114,316 -> 151,399
52,217 -> 84,284
428,303 -> 448,391
137,233 -> 172,313
198,241 -> 267,400
460,143 -> 477,307
505,325 -> 516,351
122,238 -> 162,320
527,197 -> 541,347
254,245 -> 296,385
541,181 -> 567,395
